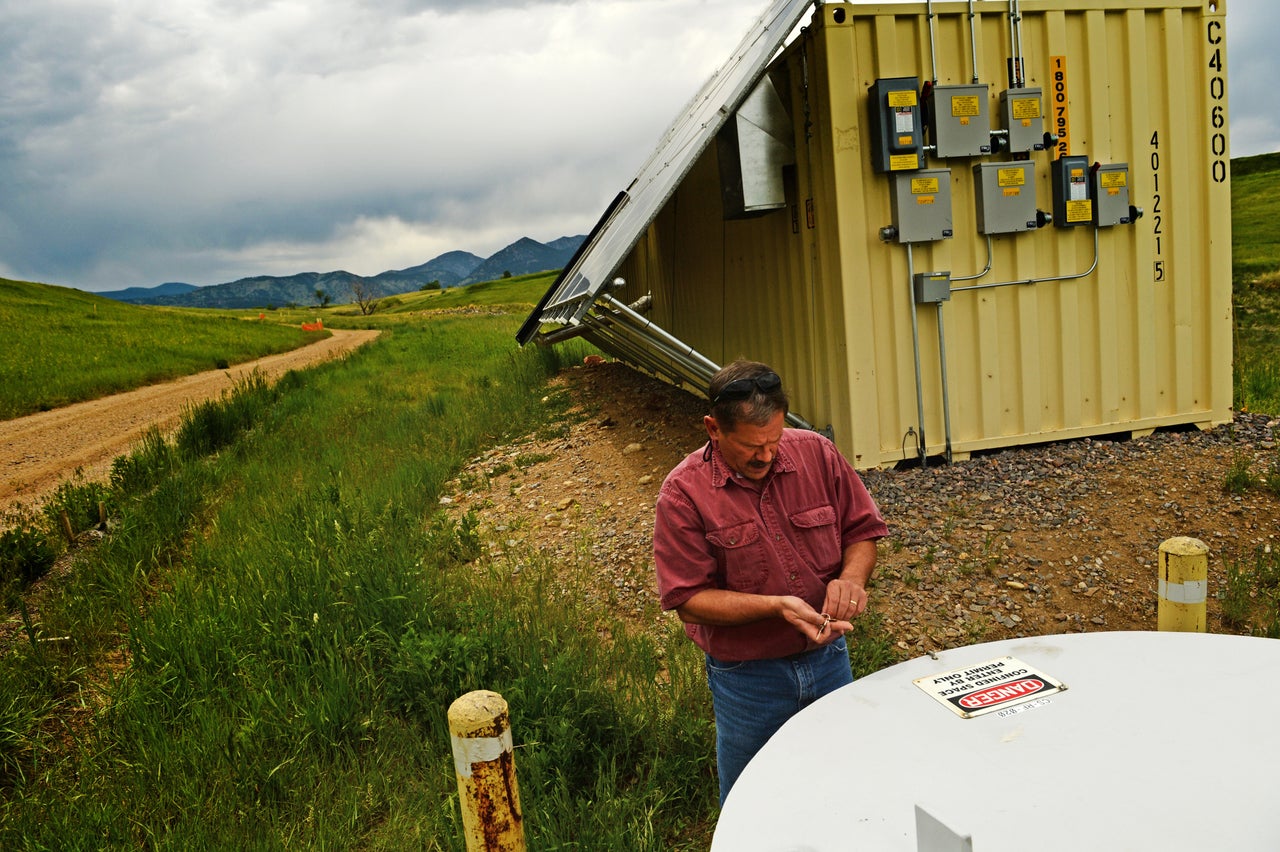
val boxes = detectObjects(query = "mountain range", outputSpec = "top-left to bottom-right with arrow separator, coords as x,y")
99,235 -> 584,310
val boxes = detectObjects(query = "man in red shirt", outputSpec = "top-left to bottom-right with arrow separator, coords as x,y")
653,360 -> 887,805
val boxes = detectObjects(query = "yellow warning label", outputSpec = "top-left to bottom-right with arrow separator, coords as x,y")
1003,187 -> 1021,197
889,153 -> 919,171
1012,97 -> 1041,120
1066,199 -> 1093,222
898,135 -> 913,146
997,167 -> 1026,188
911,177 -> 940,194
917,196 -> 936,205
951,95 -> 981,117
888,90 -> 918,108
1100,171 -> 1128,189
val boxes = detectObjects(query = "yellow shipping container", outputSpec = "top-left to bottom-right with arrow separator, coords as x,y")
524,0 -> 1233,469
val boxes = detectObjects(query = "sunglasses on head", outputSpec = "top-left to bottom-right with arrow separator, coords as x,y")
712,371 -> 782,405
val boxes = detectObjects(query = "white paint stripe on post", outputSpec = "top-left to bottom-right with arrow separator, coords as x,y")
451,729 -> 514,778
1157,578 -> 1208,605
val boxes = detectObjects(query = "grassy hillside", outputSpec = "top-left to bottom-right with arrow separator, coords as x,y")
1230,152 -> 1280,414
380,270 -> 558,313
0,279 -> 322,421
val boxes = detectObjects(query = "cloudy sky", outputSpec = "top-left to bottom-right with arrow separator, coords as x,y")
1,0 -> 1276,293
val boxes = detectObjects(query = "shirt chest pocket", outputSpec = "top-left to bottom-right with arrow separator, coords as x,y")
705,521 -> 771,593
788,505 -> 841,573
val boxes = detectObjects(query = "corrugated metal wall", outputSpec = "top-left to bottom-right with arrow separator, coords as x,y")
616,0 -> 1232,468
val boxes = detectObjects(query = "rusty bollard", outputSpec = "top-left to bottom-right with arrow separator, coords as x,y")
448,690 -> 525,851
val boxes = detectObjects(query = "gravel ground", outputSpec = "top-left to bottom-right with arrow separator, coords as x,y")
444,360 -> 1280,657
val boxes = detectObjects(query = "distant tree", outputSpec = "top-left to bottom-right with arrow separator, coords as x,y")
352,281 -> 380,316
315,289 -> 331,308
421,280 -> 442,291
502,270 -> 512,279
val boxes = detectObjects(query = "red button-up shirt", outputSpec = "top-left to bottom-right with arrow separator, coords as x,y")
653,428 -> 888,661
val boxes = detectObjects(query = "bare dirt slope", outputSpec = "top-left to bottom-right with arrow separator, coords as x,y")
0,328 -> 379,513
443,361 -> 1280,652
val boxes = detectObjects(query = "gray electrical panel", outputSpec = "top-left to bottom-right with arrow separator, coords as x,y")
1000,87 -> 1046,153
913,271 -> 952,303
1092,163 -> 1133,226
889,169 -> 953,243
925,84 -> 992,158
972,161 -> 1038,234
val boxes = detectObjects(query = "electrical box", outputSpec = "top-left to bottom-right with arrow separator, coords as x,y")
1092,162 -> 1134,226
913,271 -> 952,304
972,161 -> 1038,234
1051,155 -> 1093,228
868,77 -> 925,173
889,169 -> 953,243
925,83 -> 992,158
1000,87 -> 1045,153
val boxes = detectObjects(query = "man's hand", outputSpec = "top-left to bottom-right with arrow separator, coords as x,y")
778,597 -> 852,645
822,539 -> 876,624
822,578 -> 866,625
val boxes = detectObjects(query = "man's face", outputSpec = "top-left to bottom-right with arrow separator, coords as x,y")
704,410 -> 786,482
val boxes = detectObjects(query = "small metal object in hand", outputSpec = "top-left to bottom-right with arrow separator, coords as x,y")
817,613 -> 832,637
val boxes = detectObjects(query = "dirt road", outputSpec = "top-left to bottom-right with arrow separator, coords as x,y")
0,329 -> 380,514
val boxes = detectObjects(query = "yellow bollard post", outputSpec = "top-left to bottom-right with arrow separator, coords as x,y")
448,690 -> 525,851
1157,537 -> 1208,632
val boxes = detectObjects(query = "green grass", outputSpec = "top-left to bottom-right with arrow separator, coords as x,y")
0,279 -> 322,420
1220,545 -> 1280,638
0,308 -> 724,849
1231,152 -> 1280,415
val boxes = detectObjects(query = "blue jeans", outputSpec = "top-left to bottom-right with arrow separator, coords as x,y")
705,637 -> 853,806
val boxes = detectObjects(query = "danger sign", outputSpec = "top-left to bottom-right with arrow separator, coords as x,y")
914,656 -> 1067,719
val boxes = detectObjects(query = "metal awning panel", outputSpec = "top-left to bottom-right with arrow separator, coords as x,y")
516,0 -> 814,345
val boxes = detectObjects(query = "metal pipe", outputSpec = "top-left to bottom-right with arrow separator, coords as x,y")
1007,0 -> 1022,87
1014,0 -> 1026,86
535,293 -> 653,345
926,0 -> 939,84
586,324 -> 698,386
951,235 -> 994,283
585,294 -> 816,431
951,227 -> 1100,293
537,293 -> 718,392
906,243 -> 928,468
968,0 -> 980,84
936,303 -> 954,464
1007,0 -> 1017,85
599,293 -> 722,375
